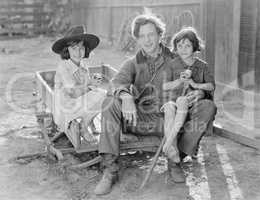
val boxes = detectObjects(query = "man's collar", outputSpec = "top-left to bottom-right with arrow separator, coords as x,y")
136,44 -> 174,64
140,47 -> 162,60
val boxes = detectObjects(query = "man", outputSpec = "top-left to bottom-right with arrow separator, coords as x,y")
94,13 -> 216,195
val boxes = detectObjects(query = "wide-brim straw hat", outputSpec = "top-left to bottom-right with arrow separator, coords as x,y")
52,25 -> 100,54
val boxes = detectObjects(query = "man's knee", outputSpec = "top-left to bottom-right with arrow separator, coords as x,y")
102,96 -> 122,116
195,99 -> 217,119
102,96 -> 121,112
201,99 -> 216,115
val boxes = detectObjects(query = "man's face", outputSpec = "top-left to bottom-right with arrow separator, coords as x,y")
176,38 -> 194,61
137,23 -> 160,56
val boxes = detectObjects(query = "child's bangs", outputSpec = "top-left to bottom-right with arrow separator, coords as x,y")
68,39 -> 82,47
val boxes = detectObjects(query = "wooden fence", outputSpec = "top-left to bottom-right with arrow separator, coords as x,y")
71,0 -> 206,52
0,0 -> 48,36
0,0 -> 72,36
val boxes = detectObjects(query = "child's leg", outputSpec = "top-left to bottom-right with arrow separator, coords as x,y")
173,96 -> 189,134
162,101 -> 177,140
162,102 -> 179,162
81,89 -> 107,142
163,97 -> 189,162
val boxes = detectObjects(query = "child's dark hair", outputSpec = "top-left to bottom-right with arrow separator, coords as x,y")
60,40 -> 90,60
172,27 -> 204,52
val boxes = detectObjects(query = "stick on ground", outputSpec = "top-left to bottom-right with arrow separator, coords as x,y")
140,136 -> 166,189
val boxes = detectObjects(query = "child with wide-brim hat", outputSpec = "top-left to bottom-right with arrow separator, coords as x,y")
52,25 -> 99,54
52,25 -> 106,142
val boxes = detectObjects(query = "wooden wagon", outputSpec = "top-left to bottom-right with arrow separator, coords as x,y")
35,64 -> 161,166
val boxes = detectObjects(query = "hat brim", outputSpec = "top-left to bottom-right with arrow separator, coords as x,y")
52,33 -> 100,54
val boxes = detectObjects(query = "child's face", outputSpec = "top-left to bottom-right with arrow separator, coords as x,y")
68,41 -> 85,62
176,38 -> 194,60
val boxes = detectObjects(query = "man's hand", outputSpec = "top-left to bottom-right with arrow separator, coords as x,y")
186,90 -> 205,106
120,93 -> 137,126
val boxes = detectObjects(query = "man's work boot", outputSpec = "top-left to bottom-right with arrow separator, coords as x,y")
167,160 -> 185,183
192,145 -> 200,159
94,169 -> 118,195
94,153 -> 119,195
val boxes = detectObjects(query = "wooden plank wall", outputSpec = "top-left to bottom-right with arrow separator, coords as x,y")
238,0 -> 258,90
213,0 -> 240,90
234,0 -> 260,128
0,0 -> 50,36
71,0 -> 205,48
205,0 -> 216,80
253,0 -> 260,128
256,1 -> 260,93
211,0 -> 260,130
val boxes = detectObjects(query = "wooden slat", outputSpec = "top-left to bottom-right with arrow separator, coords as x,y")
66,124 -> 81,150
0,27 -> 49,34
0,28 -> 49,35
255,2 -> 260,93
84,0 -> 201,8
36,71 -> 54,96
38,120 -> 64,160
0,19 -> 50,24
0,3 -> 43,9
214,126 -> 260,150
69,156 -> 102,169
205,0 -> 216,76
76,137 -> 161,154
238,0 -> 258,88
214,0 -> 241,86
0,11 -> 49,16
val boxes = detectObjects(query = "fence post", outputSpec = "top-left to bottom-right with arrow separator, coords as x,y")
108,5 -> 113,45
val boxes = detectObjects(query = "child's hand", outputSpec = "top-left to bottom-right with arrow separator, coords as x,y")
180,69 -> 192,80
90,73 -> 103,86
186,78 -> 196,88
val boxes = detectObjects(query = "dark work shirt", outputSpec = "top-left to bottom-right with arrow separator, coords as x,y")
171,55 -> 215,100
112,45 -> 175,111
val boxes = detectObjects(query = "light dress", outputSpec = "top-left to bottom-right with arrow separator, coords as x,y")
54,58 -> 107,132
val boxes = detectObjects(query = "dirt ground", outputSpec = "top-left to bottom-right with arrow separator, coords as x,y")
0,37 -> 260,200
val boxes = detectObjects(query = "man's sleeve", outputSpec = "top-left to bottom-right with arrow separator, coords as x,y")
112,59 -> 135,97
203,65 -> 215,100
